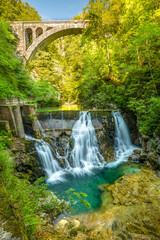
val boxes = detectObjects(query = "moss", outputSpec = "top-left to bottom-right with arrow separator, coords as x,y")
69,226 -> 87,237
69,229 -> 78,236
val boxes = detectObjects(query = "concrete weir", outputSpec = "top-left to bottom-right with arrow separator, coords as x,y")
0,98 -> 40,138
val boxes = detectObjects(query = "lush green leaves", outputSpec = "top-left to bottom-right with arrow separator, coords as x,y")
80,0 -> 160,136
0,0 -> 41,21
28,36 -> 84,103
0,20 -> 31,98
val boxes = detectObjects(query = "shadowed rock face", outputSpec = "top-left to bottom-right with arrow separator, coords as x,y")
53,168 -> 160,240
11,138 -> 44,182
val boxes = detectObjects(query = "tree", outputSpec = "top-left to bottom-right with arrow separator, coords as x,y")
0,0 -> 41,21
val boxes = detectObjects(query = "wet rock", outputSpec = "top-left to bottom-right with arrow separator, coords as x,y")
11,138 -> 45,182
121,111 -> 141,146
139,135 -> 160,172
128,153 -> 141,163
95,114 -> 115,162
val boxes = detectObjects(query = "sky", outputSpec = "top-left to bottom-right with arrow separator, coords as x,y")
26,0 -> 89,20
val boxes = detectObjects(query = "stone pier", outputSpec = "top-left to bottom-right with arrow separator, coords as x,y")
0,98 -> 40,138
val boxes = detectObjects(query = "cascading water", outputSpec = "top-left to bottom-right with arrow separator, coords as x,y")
108,112 -> 139,167
38,120 -> 47,137
35,141 -> 61,177
30,111 -> 139,180
25,135 -> 65,183
25,112 -> 141,213
67,112 -> 105,174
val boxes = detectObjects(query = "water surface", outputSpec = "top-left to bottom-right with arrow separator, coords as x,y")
48,163 -> 141,214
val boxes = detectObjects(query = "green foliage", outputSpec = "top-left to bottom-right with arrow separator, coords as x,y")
0,0 -> 159,136
0,130 -> 12,150
0,0 -> 41,21
28,79 -> 60,107
0,151 -> 46,239
27,36 -> 83,104
0,149 -> 90,239
0,20 -> 59,105
128,97 -> 160,136
0,20 -> 32,98
65,188 -> 91,209
0,150 -> 70,239
80,0 -> 160,136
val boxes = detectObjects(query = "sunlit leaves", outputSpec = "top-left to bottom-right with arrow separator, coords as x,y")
0,0 -> 41,21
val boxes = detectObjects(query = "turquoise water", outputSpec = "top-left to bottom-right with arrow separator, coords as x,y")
48,163 -> 140,214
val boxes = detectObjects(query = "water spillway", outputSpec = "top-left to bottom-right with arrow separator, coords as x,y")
38,112 -> 105,181
34,111 -> 139,179
26,111 -> 140,212
68,112 -> 105,174
26,112 -> 106,183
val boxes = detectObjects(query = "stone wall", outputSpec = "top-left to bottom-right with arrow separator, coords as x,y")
0,103 -> 40,138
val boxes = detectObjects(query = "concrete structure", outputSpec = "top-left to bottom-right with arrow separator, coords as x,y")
0,98 -> 40,138
10,20 -> 88,63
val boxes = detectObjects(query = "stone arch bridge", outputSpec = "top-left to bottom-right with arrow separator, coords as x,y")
10,20 -> 88,63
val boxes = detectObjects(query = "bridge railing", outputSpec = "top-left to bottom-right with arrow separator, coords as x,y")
0,97 -> 35,106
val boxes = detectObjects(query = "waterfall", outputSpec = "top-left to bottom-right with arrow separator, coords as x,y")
25,135 -> 65,183
38,120 -> 47,137
35,141 -> 61,177
108,112 -> 139,167
68,112 -> 104,174
26,112 -> 104,183
26,111 -> 140,184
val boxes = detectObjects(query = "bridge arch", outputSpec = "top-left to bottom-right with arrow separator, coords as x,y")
25,28 -> 33,49
26,26 -> 84,62
10,21 -> 88,64
36,27 -> 43,38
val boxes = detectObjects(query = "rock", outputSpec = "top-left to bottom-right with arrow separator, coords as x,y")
71,220 -> 81,228
139,135 -> 160,172
54,219 -> 68,230
128,153 -> 140,163
133,149 -> 141,154
112,221 -> 123,231
11,138 -> 45,182
140,153 -> 148,162
0,227 -> 22,240
95,114 -> 115,162
121,111 -> 141,146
